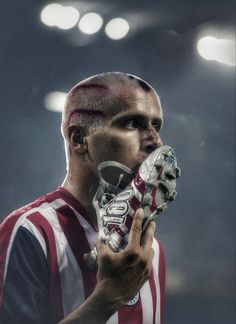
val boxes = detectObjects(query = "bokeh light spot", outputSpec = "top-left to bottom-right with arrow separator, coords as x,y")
105,18 -> 130,40
40,3 -> 80,30
78,13 -> 103,35
197,36 -> 235,66
44,91 -> 67,112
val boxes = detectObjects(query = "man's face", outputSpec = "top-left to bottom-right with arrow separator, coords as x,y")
86,88 -> 163,173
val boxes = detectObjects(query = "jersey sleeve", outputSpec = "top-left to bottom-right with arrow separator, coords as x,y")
0,226 -> 52,324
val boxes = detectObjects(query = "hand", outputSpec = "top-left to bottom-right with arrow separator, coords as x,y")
95,208 -> 156,306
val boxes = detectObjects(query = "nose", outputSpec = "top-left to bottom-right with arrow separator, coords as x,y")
147,125 -> 162,146
142,126 -> 162,153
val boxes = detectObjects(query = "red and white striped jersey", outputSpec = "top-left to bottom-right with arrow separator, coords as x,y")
0,187 -> 165,324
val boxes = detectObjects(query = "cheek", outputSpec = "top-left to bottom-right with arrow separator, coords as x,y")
90,132 -> 140,166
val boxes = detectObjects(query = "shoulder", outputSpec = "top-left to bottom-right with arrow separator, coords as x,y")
0,189 -> 68,257
0,190 -> 69,288
1,188 -> 67,231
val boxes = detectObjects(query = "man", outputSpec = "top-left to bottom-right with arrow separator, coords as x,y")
0,72 -> 165,324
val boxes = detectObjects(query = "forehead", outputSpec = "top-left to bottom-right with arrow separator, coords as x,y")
109,88 -> 162,120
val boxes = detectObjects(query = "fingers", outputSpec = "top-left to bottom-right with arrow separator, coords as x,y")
127,208 -> 144,247
141,221 -> 156,253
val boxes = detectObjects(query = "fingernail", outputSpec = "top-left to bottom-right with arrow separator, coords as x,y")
138,208 -> 144,217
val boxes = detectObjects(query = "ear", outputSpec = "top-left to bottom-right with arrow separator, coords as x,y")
68,125 -> 88,154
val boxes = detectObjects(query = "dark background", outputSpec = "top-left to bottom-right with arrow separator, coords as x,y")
0,1 -> 235,323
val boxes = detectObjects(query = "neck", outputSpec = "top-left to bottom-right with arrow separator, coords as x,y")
62,166 -> 99,229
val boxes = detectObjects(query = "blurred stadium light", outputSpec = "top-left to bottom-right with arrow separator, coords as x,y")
105,18 -> 130,40
40,3 -> 80,30
78,13 -> 103,35
44,91 -> 67,112
197,36 -> 235,66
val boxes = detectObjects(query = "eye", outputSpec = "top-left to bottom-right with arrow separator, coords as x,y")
152,122 -> 162,132
122,119 -> 142,130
